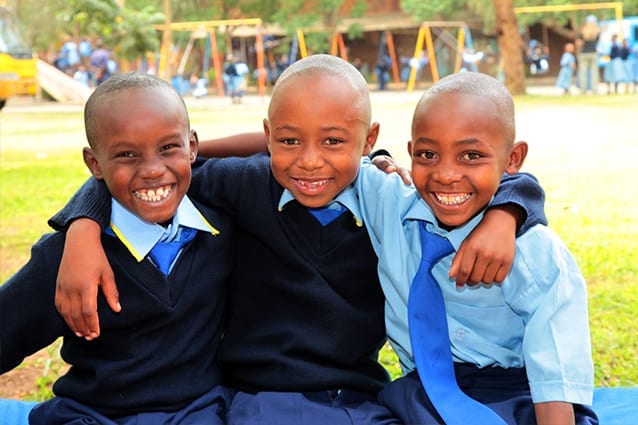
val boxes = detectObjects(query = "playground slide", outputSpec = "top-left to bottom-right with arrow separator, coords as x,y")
36,59 -> 92,104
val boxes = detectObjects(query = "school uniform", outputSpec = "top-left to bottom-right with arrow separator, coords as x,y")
605,42 -> 628,86
49,153 -> 394,425
193,154 -> 400,425
356,160 -> 598,424
556,51 -> 576,91
1,196 -> 234,424
49,153 -> 548,425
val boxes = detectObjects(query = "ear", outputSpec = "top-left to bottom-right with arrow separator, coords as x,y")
406,140 -> 414,158
504,141 -> 528,174
361,122 -> 381,156
83,147 -> 104,180
189,129 -> 199,163
263,118 -> 272,153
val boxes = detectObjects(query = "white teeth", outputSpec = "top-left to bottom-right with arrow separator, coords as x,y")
298,179 -> 328,188
135,185 -> 172,202
435,193 -> 470,205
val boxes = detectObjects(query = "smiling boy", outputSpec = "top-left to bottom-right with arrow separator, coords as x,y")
0,73 -> 234,423
356,72 -> 597,425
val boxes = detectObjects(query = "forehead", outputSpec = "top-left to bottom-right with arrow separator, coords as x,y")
413,92 -> 507,143
269,73 -> 369,123
98,86 -> 182,111
417,92 -> 503,125
91,87 -> 188,146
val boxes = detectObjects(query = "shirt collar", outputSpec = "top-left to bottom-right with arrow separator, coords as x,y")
277,185 -> 363,227
109,196 -> 219,262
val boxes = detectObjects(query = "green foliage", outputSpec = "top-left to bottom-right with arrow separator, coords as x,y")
56,0 -> 120,38
113,6 -> 164,61
401,0 -> 471,21
31,340 -> 64,401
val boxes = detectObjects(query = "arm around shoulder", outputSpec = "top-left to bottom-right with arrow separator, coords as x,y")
491,172 -> 547,235
49,177 -> 112,231
197,132 -> 267,158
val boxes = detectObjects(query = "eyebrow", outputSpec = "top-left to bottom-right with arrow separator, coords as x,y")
273,124 -> 352,134
414,137 -> 483,146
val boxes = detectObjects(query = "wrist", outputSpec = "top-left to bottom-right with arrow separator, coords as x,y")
485,204 -> 521,229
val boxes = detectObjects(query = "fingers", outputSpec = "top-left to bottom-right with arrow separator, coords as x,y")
101,271 -> 121,314
56,279 -> 98,340
79,285 -> 100,340
398,166 -> 413,185
55,281 -> 77,334
372,155 -> 395,172
450,251 -> 482,287
450,244 -> 510,287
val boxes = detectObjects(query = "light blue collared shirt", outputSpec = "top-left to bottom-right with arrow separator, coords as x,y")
355,158 -> 594,405
278,185 -> 364,228
109,196 -> 219,273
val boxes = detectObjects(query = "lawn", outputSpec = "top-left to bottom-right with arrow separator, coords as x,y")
0,88 -> 636,399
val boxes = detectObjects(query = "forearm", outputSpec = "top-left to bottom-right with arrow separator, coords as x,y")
48,178 -> 111,231
490,172 -> 547,235
198,131 -> 267,158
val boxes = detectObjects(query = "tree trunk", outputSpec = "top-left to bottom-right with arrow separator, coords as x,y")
492,0 -> 526,94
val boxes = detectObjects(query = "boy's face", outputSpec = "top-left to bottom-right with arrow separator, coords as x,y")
408,92 -> 525,228
83,87 -> 197,224
264,74 -> 378,208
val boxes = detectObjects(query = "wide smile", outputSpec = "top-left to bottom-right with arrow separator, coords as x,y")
293,177 -> 332,194
432,192 -> 471,206
134,184 -> 174,202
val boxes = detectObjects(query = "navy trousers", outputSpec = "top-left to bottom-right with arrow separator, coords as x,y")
228,388 -> 401,425
379,365 -> 599,425
29,385 -> 233,425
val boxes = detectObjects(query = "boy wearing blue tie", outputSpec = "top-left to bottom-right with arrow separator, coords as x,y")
356,72 -> 597,425
0,73 -> 234,424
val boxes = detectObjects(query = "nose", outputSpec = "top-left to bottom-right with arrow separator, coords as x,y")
297,143 -> 324,171
432,159 -> 462,184
138,155 -> 166,179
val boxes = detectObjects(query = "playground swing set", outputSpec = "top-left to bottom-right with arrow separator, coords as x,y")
151,2 -> 625,97
267,23 -> 474,92
153,18 -> 476,96
153,18 -> 267,98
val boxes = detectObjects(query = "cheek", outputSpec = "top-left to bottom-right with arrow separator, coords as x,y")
268,154 -> 286,177
410,166 -> 428,187
105,164 -> 130,184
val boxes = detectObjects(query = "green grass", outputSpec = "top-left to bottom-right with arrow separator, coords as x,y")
1,91 -> 636,399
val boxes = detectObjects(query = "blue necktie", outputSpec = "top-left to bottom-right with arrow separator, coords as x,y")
307,204 -> 347,226
408,223 -> 505,425
149,227 -> 197,275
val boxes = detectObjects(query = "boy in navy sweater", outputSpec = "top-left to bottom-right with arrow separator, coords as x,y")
0,73 -> 234,424
49,55 -> 546,425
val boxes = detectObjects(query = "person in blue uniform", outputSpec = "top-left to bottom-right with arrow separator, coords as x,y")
0,72 -> 234,424
355,72 -> 598,425
47,55 -> 546,425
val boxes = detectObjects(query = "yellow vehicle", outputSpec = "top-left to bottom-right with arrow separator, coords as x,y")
0,6 -> 37,109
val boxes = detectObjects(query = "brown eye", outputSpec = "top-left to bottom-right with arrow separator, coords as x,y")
461,152 -> 482,161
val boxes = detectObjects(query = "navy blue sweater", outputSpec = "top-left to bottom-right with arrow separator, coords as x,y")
2,202 -> 233,417
48,153 -> 546,396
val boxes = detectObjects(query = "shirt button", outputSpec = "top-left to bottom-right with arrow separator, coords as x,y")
455,328 -> 466,337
